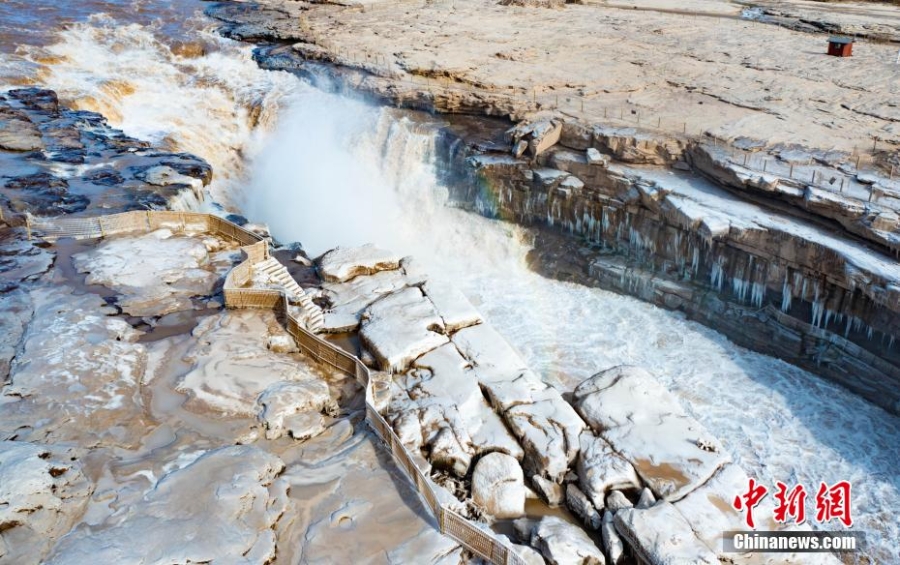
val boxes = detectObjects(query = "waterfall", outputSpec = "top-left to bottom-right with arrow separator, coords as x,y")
9,14 -> 300,209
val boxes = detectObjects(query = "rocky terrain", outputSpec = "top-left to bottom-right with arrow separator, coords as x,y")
2,0 -> 897,562
206,0 -> 900,417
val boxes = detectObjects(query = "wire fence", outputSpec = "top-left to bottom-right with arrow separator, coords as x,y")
26,211 -> 528,565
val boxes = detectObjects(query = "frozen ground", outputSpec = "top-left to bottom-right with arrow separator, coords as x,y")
240,0 -> 900,153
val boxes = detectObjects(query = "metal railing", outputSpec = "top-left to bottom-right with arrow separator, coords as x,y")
26,211 -> 527,565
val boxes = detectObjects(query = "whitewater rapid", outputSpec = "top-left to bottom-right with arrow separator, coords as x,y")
6,9 -> 900,563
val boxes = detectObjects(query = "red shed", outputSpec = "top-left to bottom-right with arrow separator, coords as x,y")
827,36 -> 854,57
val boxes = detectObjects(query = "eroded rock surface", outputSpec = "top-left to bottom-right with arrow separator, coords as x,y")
0,442 -> 91,565
73,229 -> 234,317
46,446 -> 287,565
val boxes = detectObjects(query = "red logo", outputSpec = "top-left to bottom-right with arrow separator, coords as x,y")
734,479 -> 852,528
733,477 -> 768,528
815,481 -> 853,528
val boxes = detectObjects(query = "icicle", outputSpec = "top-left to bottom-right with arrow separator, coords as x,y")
751,282 -> 766,308
781,275 -> 792,312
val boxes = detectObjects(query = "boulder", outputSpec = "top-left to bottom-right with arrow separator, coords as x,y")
318,243 -> 402,283
532,474 -> 565,507
531,516 -> 606,565
429,426 -> 471,477
577,434 -> 641,509
422,279 -> 483,332
256,380 -> 337,441
566,483 -> 602,530
573,366 -> 729,501
359,286 -> 448,372
586,148 -> 609,168
636,487 -> 656,509
472,453 -> 526,519
606,490 -> 633,512
600,511 -> 624,565
614,503 -> 718,565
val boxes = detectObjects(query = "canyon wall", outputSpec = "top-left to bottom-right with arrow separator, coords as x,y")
436,121 -> 900,415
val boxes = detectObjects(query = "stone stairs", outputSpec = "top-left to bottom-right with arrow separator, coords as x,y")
255,258 -> 324,333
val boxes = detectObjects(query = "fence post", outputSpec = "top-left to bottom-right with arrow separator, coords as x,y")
840,177 -> 845,192
98,217 -> 105,238
25,214 -> 31,240
790,163 -> 794,178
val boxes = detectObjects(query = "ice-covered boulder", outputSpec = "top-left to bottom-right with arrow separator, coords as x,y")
257,380 -> 337,441
320,269 -> 410,332
573,365 -> 729,501
360,286 -> 448,372
318,244 -> 402,283
387,343 -> 523,469
566,483 -> 602,530
614,502 -> 718,565
600,511 -> 624,565
452,324 -> 585,482
531,516 -> 606,565
577,434 -> 642,509
422,279 -> 482,332
472,452 -> 526,519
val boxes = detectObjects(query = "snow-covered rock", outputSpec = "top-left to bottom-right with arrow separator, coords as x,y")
614,502 -> 718,565
577,434 -> 642,509
573,365 -> 729,501
46,446 -> 287,565
472,452 -> 526,519
600,511 -> 625,565
387,343 -> 523,469
422,279 -> 482,332
452,324 -> 585,482
531,516 -> 606,565
320,269 -> 410,332
257,380 -> 337,441
566,483 -> 602,530
532,474 -> 566,507
359,286 -> 448,372
318,244 -> 402,283
606,490 -> 633,512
